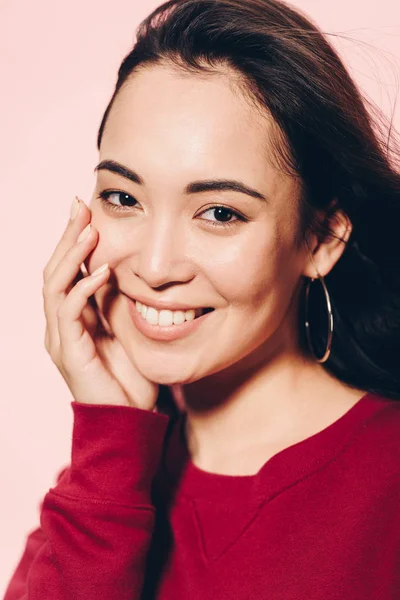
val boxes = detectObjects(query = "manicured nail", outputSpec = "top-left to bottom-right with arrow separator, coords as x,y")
77,224 -> 91,243
91,263 -> 109,277
70,196 -> 80,221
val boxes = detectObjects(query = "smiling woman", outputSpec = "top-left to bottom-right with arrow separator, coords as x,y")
4,0 -> 400,599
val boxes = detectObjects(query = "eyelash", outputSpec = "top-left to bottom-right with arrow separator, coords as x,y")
96,190 -> 248,228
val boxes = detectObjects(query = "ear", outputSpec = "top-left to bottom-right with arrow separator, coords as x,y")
302,207 -> 352,279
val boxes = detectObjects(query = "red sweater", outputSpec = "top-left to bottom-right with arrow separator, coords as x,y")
4,392 -> 400,600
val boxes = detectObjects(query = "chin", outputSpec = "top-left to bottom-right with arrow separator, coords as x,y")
131,352 -> 203,386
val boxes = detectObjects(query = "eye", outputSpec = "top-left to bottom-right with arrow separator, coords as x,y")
97,190 -> 139,212
96,190 -> 248,228
198,205 -> 247,228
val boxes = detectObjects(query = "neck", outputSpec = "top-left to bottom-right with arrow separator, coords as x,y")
180,350 -> 365,474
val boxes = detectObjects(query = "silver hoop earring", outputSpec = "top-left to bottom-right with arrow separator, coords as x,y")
304,274 -> 333,363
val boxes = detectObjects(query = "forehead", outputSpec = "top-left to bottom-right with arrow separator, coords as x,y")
100,64 -> 278,183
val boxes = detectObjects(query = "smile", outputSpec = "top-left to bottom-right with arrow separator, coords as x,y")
135,301 -> 213,327
127,298 -> 214,342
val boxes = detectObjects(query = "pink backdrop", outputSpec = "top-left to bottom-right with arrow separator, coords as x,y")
1,0 -> 399,592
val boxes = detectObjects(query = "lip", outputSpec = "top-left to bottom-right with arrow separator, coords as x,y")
127,297 -> 214,341
127,293 -> 212,313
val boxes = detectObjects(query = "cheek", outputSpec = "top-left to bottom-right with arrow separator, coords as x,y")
202,228 -> 295,309
83,219 -> 122,273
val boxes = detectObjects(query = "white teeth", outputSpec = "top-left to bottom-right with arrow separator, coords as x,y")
159,310 -> 173,327
135,301 -> 203,327
137,302 -> 148,318
173,311 -> 185,325
146,307 -> 159,325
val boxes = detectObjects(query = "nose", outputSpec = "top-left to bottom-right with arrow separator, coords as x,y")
132,217 -> 194,289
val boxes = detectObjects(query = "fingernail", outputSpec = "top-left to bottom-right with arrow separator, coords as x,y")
77,224 -> 91,243
91,263 -> 109,277
70,196 -> 80,221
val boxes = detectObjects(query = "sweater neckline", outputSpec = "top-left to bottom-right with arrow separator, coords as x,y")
169,392 -> 392,502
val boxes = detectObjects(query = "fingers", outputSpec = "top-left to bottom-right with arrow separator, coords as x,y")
43,218 -> 100,347
57,263 -> 109,355
42,197 -> 91,282
45,222 -> 97,297
42,197 -> 108,359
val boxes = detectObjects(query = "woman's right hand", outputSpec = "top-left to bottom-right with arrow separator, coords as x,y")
42,197 -> 160,410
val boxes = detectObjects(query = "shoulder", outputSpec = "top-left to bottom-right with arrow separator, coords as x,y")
362,395 -> 400,443
352,394 -> 400,484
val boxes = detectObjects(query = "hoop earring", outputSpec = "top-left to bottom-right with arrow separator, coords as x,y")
304,274 -> 333,363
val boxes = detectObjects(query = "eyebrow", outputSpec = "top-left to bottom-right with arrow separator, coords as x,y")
94,159 -> 268,202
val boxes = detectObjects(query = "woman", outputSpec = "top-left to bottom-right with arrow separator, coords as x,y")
4,0 -> 400,598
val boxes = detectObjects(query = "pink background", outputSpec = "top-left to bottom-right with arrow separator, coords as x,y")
1,0 -> 399,593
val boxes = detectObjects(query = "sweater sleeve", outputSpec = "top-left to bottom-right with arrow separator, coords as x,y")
3,401 -> 170,600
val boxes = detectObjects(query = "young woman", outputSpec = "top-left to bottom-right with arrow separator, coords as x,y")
5,0 -> 400,598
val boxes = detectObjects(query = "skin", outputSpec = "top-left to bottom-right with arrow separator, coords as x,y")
86,63 -> 366,475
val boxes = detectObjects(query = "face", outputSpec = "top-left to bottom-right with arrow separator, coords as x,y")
87,64 -> 309,386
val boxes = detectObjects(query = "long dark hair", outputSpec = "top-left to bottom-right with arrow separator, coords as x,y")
96,0 -> 400,400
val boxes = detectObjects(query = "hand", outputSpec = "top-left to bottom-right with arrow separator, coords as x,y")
42,197 -> 159,410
